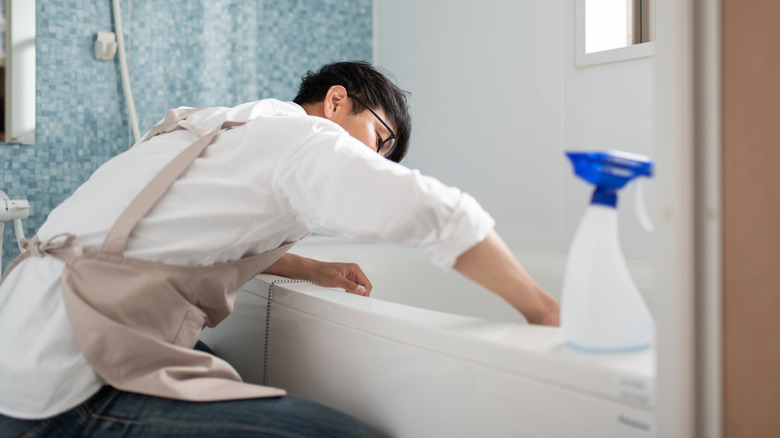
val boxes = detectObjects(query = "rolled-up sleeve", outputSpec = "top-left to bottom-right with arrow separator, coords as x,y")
272,118 -> 495,270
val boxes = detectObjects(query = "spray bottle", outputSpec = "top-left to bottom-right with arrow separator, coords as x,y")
561,150 -> 655,352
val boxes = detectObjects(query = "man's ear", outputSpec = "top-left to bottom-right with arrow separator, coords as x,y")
322,85 -> 349,120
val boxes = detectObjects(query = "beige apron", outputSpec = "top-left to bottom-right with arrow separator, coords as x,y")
1,108 -> 304,401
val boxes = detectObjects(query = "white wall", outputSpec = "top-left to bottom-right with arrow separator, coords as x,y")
374,0 -> 566,252
374,0 -> 655,261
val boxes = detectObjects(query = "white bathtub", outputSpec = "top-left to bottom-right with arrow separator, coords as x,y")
200,237 -> 656,438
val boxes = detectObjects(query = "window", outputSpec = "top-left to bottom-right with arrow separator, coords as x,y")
2,0 -> 36,145
577,0 -> 655,67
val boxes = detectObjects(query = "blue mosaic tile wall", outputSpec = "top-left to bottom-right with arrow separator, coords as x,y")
1,0 -> 372,269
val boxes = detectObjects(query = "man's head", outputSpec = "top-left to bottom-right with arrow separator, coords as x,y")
293,61 -> 411,163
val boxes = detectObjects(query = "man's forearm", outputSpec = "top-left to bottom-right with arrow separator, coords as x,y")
263,253 -> 315,281
454,230 -> 560,326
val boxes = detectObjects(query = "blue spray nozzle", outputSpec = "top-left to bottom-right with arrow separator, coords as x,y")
566,150 -> 654,207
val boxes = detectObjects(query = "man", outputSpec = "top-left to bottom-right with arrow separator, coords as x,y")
0,61 -> 558,437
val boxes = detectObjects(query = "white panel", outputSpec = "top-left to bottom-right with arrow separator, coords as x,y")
269,304 -> 655,438
653,0 -> 696,435
203,281 -> 656,438
374,0 -> 566,251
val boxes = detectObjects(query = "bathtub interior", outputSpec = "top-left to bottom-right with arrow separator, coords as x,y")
286,235 -> 655,324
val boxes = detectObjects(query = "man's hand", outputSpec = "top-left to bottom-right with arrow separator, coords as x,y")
263,253 -> 373,296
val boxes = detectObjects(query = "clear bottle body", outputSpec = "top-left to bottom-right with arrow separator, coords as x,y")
561,204 -> 655,352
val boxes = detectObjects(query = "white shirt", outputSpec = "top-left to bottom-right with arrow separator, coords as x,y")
0,99 -> 494,419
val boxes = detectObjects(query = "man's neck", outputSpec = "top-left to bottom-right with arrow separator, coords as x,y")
299,102 -> 324,117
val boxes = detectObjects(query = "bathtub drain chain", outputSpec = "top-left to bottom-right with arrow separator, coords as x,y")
263,279 -> 313,386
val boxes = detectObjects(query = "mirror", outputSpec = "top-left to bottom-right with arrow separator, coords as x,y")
1,0 -> 36,144
577,0 -> 655,67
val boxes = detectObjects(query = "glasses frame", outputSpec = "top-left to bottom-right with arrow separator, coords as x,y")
347,94 -> 397,157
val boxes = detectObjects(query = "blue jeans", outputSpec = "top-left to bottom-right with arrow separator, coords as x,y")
0,386 -> 388,438
0,343 -> 388,438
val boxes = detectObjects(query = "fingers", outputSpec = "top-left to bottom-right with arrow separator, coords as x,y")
309,260 -> 373,297
344,264 -> 372,296
331,274 -> 365,296
339,263 -> 372,296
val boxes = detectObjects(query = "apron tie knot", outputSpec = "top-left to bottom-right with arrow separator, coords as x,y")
21,233 -> 80,258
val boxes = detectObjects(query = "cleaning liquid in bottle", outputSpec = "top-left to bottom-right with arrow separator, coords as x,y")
561,150 -> 655,352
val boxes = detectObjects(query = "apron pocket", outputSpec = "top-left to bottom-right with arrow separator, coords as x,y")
172,308 -> 207,348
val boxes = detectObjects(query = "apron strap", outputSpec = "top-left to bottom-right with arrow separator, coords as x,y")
141,107 -> 203,142
101,110 -> 247,254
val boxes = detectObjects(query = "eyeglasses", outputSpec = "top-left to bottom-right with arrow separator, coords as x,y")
347,94 -> 397,158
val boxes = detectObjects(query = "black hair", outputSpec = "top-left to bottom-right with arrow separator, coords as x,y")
293,61 -> 411,163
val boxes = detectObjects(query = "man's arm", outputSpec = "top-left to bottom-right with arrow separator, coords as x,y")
454,230 -> 560,326
263,253 -> 372,296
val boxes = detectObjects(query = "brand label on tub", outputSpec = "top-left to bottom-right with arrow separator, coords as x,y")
615,375 -> 655,407
615,412 -> 656,435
